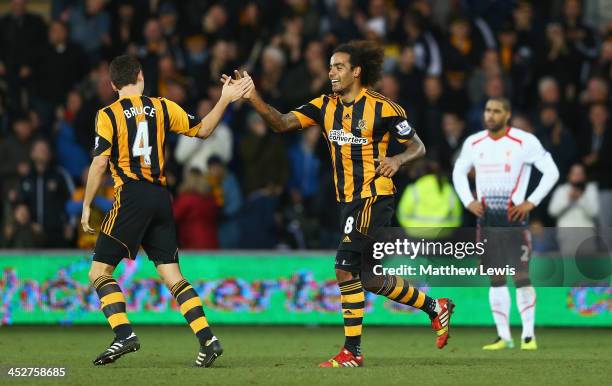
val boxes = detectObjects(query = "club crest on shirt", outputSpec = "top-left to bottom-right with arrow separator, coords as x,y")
357,118 -> 367,131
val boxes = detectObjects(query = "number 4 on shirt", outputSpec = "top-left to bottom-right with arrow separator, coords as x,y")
133,121 -> 152,166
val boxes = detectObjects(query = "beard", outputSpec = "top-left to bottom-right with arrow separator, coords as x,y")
486,121 -> 506,132
332,83 -> 346,95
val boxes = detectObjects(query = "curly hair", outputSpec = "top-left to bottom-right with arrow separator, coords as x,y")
333,40 -> 384,87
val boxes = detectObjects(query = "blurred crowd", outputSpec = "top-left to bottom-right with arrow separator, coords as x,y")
0,0 -> 611,251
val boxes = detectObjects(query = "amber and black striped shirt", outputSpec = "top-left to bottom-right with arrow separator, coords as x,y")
291,88 -> 415,202
93,95 -> 201,188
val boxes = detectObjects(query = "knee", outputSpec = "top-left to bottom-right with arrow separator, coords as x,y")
157,265 -> 185,289
335,269 -> 356,283
361,280 -> 379,294
359,271 -> 381,293
88,264 -> 114,284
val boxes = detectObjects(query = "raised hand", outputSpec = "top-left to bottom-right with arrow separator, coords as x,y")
221,76 -> 254,103
220,70 -> 255,100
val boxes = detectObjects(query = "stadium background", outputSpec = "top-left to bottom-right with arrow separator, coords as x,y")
0,0 -> 610,330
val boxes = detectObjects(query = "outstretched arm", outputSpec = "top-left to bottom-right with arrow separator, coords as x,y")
249,91 -> 302,133
221,71 -> 301,133
196,77 -> 254,138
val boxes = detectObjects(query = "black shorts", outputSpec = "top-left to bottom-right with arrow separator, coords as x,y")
93,180 -> 179,267
478,225 -> 531,272
335,195 -> 395,273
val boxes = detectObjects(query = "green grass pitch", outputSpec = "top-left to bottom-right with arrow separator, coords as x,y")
1,325 -> 610,385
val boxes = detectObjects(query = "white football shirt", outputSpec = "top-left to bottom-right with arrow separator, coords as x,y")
452,127 -> 559,215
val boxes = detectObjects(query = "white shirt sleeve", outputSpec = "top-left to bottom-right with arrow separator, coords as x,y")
525,134 -> 560,206
452,139 -> 475,208
174,135 -> 200,164
547,185 -> 569,217
212,124 -> 233,163
577,183 -> 600,217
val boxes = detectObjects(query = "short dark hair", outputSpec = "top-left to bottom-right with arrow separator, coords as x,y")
109,55 -> 142,89
207,155 -> 224,168
333,40 -> 384,87
487,97 -> 512,112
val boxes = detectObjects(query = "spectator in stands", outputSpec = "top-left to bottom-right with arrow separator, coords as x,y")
578,103 -> 612,245
0,117 -> 34,201
235,2 -> 261,63
184,34 -> 208,98
238,108 -> 287,250
437,112 -> 467,171
239,112 -> 289,195
137,18 -> 167,96
537,106 -> 577,180
54,91 -> 90,180
201,3 -> 231,43
2,203 -> 45,248
419,75 -> 446,146
30,20 -> 89,123
548,163 -> 599,256
207,156 -> 242,249
281,41 -> 330,110
157,54 -> 191,101
580,76 -> 609,107
72,68 -> 116,153
288,126 -> 322,210
379,73 -> 408,112
584,0 -> 612,31
323,0 -> 362,46
402,10 -> 442,76
443,16 -> 483,75
590,38 -> 612,79
173,168 -> 219,250
174,98 -> 233,173
108,0 -> 140,57
277,15 -> 306,66
393,45 -> 425,116
0,0 -> 47,114
511,113 -> 536,134
158,2 -> 184,65
257,45 -> 287,110
512,1 -> 538,55
200,39 -> 237,95
561,0 -> 600,69
65,167 -> 113,250
69,0 -> 110,64
19,139 -> 74,248
467,49 -> 501,106
536,22 -> 581,94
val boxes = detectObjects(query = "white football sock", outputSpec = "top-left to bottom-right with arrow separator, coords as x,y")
516,286 -> 536,340
489,286 -> 512,341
